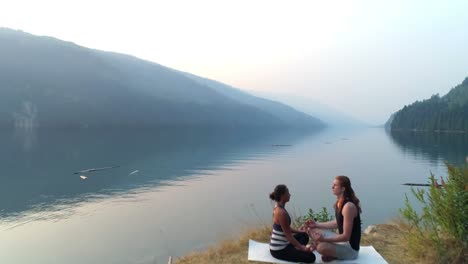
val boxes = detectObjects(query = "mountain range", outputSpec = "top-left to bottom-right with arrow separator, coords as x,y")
249,90 -> 368,127
0,28 -> 325,129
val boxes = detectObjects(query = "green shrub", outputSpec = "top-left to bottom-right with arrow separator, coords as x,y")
400,163 -> 468,263
294,207 -> 334,228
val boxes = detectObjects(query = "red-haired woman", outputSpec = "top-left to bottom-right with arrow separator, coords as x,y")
307,176 -> 361,262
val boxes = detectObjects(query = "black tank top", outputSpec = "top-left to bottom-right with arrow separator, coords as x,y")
335,199 -> 361,251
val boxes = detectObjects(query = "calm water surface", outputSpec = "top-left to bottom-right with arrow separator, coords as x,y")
0,127 -> 467,264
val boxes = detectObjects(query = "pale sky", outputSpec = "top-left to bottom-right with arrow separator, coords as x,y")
1,0 -> 467,124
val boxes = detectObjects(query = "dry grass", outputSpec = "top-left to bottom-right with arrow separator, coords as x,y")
360,221 -> 420,264
175,225 -> 271,264
175,222 -> 417,264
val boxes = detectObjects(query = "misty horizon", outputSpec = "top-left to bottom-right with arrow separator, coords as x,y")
1,1 -> 467,124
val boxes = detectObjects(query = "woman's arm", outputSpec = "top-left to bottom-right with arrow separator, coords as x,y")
318,203 -> 356,243
306,219 -> 338,229
277,211 -> 308,251
316,219 -> 338,229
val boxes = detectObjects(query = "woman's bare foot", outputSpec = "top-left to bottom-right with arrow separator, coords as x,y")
321,255 -> 336,262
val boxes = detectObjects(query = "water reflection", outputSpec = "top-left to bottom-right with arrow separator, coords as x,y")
3,128 -> 467,264
0,127 -> 322,221
388,130 -> 468,166
13,125 -> 37,152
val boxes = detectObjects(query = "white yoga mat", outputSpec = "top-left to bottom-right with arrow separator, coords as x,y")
248,240 -> 388,264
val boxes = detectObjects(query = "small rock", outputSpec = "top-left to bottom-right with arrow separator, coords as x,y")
364,225 -> 377,234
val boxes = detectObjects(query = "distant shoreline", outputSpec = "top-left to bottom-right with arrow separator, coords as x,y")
391,128 -> 467,133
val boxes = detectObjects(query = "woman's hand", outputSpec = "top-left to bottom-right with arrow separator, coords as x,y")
296,245 -> 312,252
311,231 -> 324,242
308,242 -> 317,251
297,225 -> 307,232
305,219 -> 317,228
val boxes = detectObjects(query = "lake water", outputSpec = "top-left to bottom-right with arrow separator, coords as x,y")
0,127 -> 467,264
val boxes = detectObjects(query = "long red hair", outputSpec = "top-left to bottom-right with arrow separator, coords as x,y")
334,175 -> 362,213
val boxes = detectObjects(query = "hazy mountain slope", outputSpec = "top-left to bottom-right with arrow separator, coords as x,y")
0,28 -> 324,128
249,90 -> 367,127
179,71 -> 325,127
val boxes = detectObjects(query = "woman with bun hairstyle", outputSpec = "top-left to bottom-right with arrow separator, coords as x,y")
269,184 -> 316,263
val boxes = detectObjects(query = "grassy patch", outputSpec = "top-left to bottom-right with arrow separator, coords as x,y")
361,221 -> 418,264
175,225 -> 271,264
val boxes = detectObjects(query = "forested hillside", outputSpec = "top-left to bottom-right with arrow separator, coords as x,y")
390,77 -> 468,131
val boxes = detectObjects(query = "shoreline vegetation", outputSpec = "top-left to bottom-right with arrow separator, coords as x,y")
176,163 -> 467,264
391,129 -> 468,133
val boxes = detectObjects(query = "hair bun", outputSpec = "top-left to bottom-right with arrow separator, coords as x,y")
269,192 -> 276,200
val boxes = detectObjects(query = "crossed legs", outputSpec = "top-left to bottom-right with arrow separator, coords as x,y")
307,228 -> 337,262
